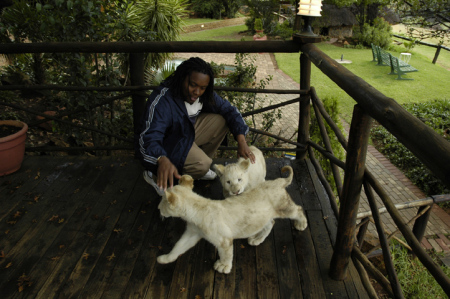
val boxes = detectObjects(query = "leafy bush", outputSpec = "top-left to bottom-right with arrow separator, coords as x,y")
371,99 -> 450,196
354,17 -> 392,48
310,96 -> 345,197
244,0 -> 279,33
190,0 -> 240,19
271,19 -> 294,40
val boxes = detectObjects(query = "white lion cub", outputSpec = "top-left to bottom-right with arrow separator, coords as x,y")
157,166 -> 307,274
213,145 -> 266,197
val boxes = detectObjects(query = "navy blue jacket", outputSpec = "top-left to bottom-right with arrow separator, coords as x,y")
137,85 -> 249,175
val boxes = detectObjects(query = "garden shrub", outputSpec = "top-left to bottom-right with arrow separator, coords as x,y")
310,96 -> 345,197
371,99 -> 450,197
354,17 -> 392,48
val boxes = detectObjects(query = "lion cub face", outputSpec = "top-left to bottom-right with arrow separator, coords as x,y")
214,159 -> 251,197
158,175 -> 194,218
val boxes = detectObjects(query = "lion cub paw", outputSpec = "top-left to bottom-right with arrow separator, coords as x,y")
294,218 -> 308,231
157,254 -> 174,264
248,236 -> 264,246
214,260 -> 232,274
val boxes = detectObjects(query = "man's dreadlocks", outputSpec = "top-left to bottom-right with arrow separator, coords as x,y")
163,57 -> 216,107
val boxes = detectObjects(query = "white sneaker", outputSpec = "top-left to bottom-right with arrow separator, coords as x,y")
143,171 -> 165,196
199,169 -> 217,180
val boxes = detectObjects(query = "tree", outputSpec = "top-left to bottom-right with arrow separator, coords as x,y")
127,0 -> 189,70
391,0 -> 449,43
191,0 -> 241,19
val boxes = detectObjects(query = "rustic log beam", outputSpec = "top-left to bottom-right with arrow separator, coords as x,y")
310,87 -> 348,150
0,84 -> 305,94
129,53 -> 146,157
363,181 -> 404,299
412,205 -> 432,244
300,43 -> 450,188
352,246 -> 394,298
356,217 -> 370,248
242,97 -> 301,117
357,198 -> 434,219
0,41 -> 302,54
351,256 -> 379,299
330,105 -> 372,281
311,97 -> 343,198
364,171 -> 450,296
307,146 -> 339,217
297,53 -> 311,160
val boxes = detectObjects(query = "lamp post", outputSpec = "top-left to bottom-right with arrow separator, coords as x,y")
293,0 -> 322,43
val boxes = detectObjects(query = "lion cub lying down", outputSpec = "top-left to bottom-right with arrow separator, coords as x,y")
213,145 -> 266,197
157,166 -> 307,274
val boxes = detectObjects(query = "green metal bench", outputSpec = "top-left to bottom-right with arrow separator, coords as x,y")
388,53 -> 418,80
374,45 -> 391,66
370,43 -> 378,62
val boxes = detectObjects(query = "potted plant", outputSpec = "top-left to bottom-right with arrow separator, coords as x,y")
253,18 -> 267,41
0,120 -> 28,176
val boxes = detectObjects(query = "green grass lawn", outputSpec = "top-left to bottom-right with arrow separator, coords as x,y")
182,18 -> 220,26
181,24 -> 450,122
275,43 -> 450,121
180,24 -> 252,41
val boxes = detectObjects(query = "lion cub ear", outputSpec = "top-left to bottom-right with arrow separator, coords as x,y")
212,164 -> 224,177
167,192 -> 178,206
179,175 -> 194,189
239,159 -> 251,171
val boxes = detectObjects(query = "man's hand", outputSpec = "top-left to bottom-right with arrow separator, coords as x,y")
156,156 -> 181,191
236,134 -> 255,163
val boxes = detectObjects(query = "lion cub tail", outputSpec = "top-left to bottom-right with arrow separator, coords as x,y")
280,166 -> 294,187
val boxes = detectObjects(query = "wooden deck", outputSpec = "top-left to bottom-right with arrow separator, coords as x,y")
0,155 -> 368,298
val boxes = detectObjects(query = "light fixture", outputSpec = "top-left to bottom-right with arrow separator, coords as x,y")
297,0 -> 322,37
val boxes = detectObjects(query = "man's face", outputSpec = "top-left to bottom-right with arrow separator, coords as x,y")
182,71 -> 210,104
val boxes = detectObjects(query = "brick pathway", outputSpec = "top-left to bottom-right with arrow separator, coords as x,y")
175,51 -> 450,256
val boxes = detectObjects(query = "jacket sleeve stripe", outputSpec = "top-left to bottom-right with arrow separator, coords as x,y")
139,87 -> 168,165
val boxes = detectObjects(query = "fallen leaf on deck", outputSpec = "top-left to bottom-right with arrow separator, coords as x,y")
107,253 -> 116,261
5,262 -> 12,268
48,215 -> 59,222
113,228 -> 123,234
51,256 -> 60,261
0,251 -> 5,258
13,211 -> 22,218
82,253 -> 89,260
17,273 -> 32,292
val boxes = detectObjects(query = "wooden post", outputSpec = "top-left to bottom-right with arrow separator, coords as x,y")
129,53 -> 146,158
432,45 -> 442,64
412,205 -> 432,242
364,181 -> 404,298
356,217 -> 370,248
297,53 -> 311,160
329,104 -> 372,280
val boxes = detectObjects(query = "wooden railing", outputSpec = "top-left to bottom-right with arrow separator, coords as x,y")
1,39 -> 450,298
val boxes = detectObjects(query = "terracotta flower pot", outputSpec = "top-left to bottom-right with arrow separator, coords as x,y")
0,120 -> 28,176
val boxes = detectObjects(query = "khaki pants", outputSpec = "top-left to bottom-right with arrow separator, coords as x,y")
183,113 -> 228,179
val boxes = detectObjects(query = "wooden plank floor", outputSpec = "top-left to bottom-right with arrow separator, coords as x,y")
0,155 -> 368,298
